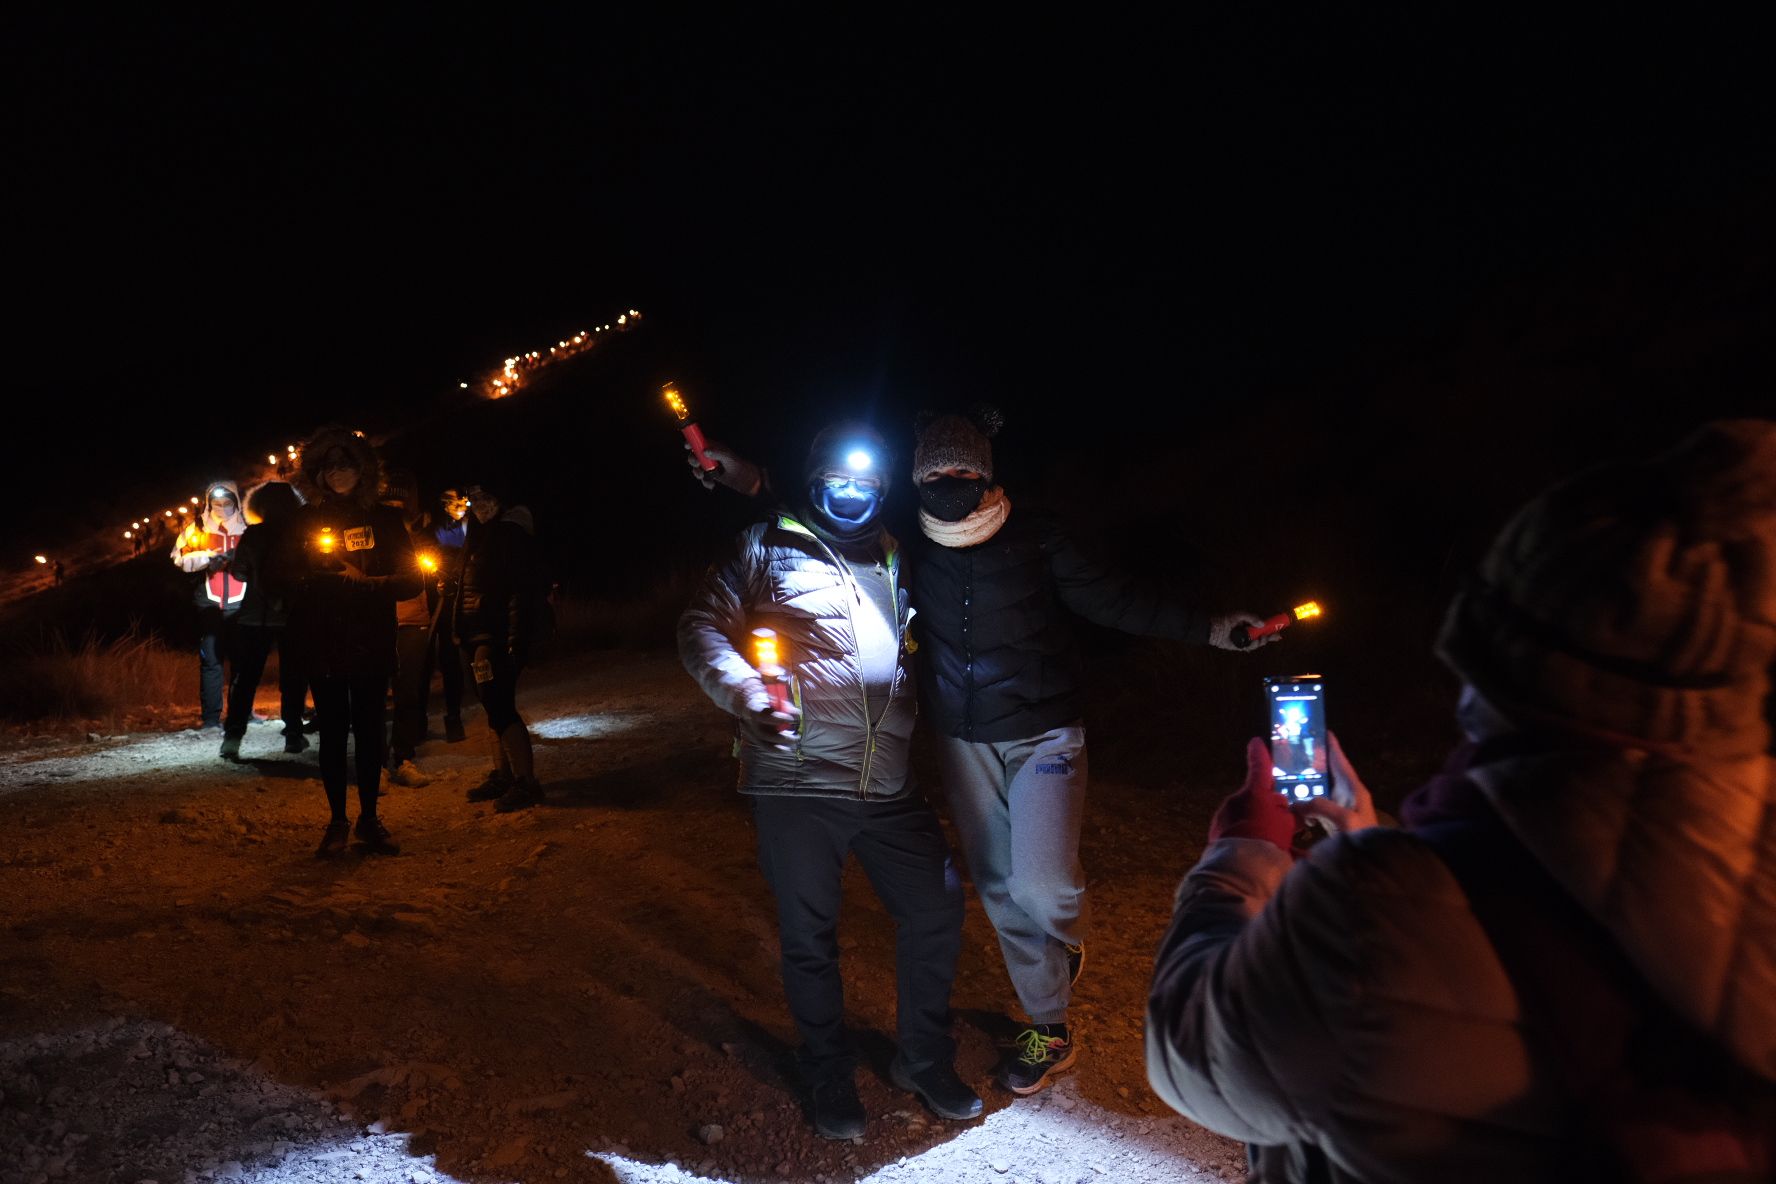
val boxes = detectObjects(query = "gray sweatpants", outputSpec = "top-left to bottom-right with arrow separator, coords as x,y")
934,724 -> 1088,1024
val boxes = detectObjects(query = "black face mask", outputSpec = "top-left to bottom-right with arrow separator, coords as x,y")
918,476 -> 987,522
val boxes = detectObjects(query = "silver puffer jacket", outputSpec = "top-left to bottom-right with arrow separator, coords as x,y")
678,513 -> 916,800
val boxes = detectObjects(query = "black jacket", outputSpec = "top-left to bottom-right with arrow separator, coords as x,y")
911,511 -> 1209,743
275,500 -> 421,677
228,519 -> 294,629
453,507 -> 541,657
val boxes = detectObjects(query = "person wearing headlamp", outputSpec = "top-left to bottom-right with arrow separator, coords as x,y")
679,422 -> 981,1140
169,479 -> 249,733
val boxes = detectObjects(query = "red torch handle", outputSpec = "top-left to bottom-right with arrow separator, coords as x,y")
1247,612 -> 1294,640
681,422 -> 718,471
763,679 -> 794,715
1231,612 -> 1294,648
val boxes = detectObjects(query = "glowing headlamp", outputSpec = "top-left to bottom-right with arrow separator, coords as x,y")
845,449 -> 873,472
1232,600 -> 1326,648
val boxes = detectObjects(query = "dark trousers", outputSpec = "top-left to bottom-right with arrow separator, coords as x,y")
752,793 -> 964,1082
224,626 -> 306,740
197,608 -> 240,726
465,646 -> 524,732
389,626 -> 431,762
421,611 -> 464,724
312,673 -> 387,820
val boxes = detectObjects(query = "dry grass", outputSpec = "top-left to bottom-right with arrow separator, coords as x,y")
0,628 -> 190,729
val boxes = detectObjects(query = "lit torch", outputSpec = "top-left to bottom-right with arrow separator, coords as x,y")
1230,600 -> 1324,648
418,552 -> 438,574
664,382 -> 718,472
317,527 -> 336,556
751,627 -> 795,719
179,521 -> 209,554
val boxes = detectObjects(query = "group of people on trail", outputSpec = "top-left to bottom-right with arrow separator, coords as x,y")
679,409 -> 1776,1180
168,426 -> 547,857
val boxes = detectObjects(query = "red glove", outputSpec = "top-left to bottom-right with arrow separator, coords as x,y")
1208,737 -> 1299,853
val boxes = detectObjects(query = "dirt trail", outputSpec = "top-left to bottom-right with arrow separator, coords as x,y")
0,652 -> 1244,1184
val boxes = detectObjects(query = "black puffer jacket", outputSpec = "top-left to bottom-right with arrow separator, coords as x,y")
912,511 -> 1209,742
229,519 -> 294,629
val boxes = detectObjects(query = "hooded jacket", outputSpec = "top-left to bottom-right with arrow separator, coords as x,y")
679,513 -> 917,800
168,479 -> 248,612
1147,421 -> 1776,1182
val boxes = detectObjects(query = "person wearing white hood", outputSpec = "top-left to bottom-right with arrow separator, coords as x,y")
169,479 -> 250,731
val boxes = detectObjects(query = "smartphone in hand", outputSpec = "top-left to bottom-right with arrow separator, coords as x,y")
1264,675 -> 1330,800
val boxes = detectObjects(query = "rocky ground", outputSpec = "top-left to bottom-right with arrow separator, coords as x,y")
0,652 -> 1246,1184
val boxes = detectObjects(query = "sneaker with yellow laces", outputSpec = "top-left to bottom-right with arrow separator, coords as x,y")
995,1022 -> 1077,1095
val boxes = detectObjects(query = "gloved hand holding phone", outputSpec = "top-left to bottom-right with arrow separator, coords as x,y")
1210,733 -> 1379,858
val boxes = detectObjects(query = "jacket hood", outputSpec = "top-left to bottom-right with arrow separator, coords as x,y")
296,427 -> 381,509
199,480 -> 246,536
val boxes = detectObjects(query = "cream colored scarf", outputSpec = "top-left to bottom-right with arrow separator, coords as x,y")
919,486 -> 1010,548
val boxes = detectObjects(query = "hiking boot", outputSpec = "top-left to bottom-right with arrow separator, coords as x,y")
493,775 -> 544,814
284,733 -> 310,754
996,1023 -> 1077,1095
353,815 -> 400,856
1066,942 -> 1086,988
218,735 -> 242,762
890,1057 -> 982,1120
809,1075 -> 866,1140
466,769 -> 513,803
444,716 -> 466,743
388,760 -> 432,788
315,819 -> 351,859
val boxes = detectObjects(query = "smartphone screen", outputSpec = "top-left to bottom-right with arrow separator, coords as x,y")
1264,675 -> 1329,799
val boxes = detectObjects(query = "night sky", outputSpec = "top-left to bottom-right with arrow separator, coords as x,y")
8,12 -> 1775,557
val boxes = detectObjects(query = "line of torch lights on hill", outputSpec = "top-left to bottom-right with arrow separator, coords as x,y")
29,312 -> 643,574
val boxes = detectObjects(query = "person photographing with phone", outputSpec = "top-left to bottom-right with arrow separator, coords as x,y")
1147,420 -> 1776,1181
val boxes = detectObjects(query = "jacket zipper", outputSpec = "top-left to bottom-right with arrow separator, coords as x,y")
805,530 -> 898,799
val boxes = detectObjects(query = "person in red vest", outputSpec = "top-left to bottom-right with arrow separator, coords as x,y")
169,480 -> 249,731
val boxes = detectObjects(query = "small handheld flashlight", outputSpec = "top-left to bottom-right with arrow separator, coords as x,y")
1231,600 -> 1323,648
664,382 -> 718,472
751,627 -> 795,717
